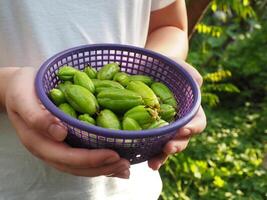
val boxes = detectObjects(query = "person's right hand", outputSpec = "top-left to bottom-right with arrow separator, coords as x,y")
5,67 -> 130,179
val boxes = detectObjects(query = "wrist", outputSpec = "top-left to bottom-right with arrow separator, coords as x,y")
0,67 -> 20,112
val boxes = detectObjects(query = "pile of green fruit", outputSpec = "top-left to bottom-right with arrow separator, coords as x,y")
48,63 -> 178,131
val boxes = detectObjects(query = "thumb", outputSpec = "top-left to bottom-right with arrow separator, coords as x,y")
6,67 -> 67,141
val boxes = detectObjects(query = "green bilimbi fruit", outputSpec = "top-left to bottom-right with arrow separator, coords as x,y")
97,63 -> 120,80
92,79 -> 124,93
57,66 -> 78,81
127,81 -> 160,109
122,117 -> 142,131
84,66 -> 97,79
59,103 -> 77,118
123,105 -> 158,126
129,75 -> 153,86
78,114 -> 96,125
113,72 -> 130,87
73,71 -> 95,93
64,85 -> 99,115
96,109 -> 121,130
159,104 -> 177,122
49,88 -> 66,106
151,82 -> 177,109
97,88 -> 143,113
147,119 -> 169,129
57,81 -> 72,93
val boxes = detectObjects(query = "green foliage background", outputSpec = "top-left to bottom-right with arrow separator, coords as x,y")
160,0 -> 267,199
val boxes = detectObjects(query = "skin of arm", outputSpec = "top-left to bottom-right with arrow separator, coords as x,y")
145,0 -> 207,170
0,68 -> 19,111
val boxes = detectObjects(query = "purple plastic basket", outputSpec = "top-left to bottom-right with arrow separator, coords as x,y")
35,44 -> 201,164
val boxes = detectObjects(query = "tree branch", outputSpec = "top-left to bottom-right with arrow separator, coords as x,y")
187,0 -> 212,40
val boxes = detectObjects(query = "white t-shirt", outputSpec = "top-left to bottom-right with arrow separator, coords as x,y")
0,0 -> 175,200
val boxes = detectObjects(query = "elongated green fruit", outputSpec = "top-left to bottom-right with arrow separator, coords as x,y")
49,88 -> 66,106
73,71 -> 95,93
151,82 -> 177,108
97,63 -> 120,80
124,105 -> 157,125
64,85 -> 99,115
84,66 -> 97,79
96,109 -> 121,130
59,103 -> 77,118
113,72 -> 130,87
92,79 -> 124,93
57,81 -> 72,93
78,114 -> 96,125
129,75 -> 153,86
147,119 -> 169,129
97,88 -> 143,113
122,117 -> 142,131
57,66 -> 78,81
159,104 -> 177,122
127,81 -> 160,109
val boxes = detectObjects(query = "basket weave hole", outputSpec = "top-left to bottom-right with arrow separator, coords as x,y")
122,51 -> 128,56
97,61 -> 103,66
72,54 -> 78,59
84,51 -> 90,56
97,55 -> 102,61
128,57 -> 134,63
121,62 -> 127,68
135,154 -> 141,158
116,50 -> 122,55
107,138 -> 115,143
116,139 -> 124,144
122,56 -> 128,62
72,60 -> 78,67
84,57 -> 90,64
115,56 -> 121,61
109,50 -> 115,55
109,55 -> 115,61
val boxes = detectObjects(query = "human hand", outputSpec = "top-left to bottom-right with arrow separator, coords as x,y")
148,59 -> 207,170
5,67 -> 130,178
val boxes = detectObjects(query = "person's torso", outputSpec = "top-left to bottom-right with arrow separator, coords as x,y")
0,0 -> 151,68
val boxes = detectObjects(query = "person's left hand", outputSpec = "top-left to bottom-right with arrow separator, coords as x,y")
148,59 -> 207,170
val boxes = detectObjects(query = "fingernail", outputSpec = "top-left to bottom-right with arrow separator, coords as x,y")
48,124 -> 67,141
181,128 -> 191,136
113,169 -> 130,179
169,146 -> 177,154
155,163 -> 161,171
104,156 -> 119,165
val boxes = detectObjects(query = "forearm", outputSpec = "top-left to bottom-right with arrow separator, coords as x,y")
145,26 -> 188,61
0,67 -> 20,112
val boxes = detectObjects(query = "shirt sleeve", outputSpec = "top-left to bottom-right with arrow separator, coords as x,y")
151,0 -> 176,11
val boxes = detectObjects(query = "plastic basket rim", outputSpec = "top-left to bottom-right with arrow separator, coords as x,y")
35,43 -> 201,139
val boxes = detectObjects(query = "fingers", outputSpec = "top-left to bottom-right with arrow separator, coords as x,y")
9,111 -> 127,169
109,169 -> 131,179
163,135 -> 190,155
147,58 -> 205,171
6,67 -> 67,141
178,106 -> 206,137
147,106 -> 206,171
148,135 -> 191,170
48,159 -> 130,178
148,153 -> 168,171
